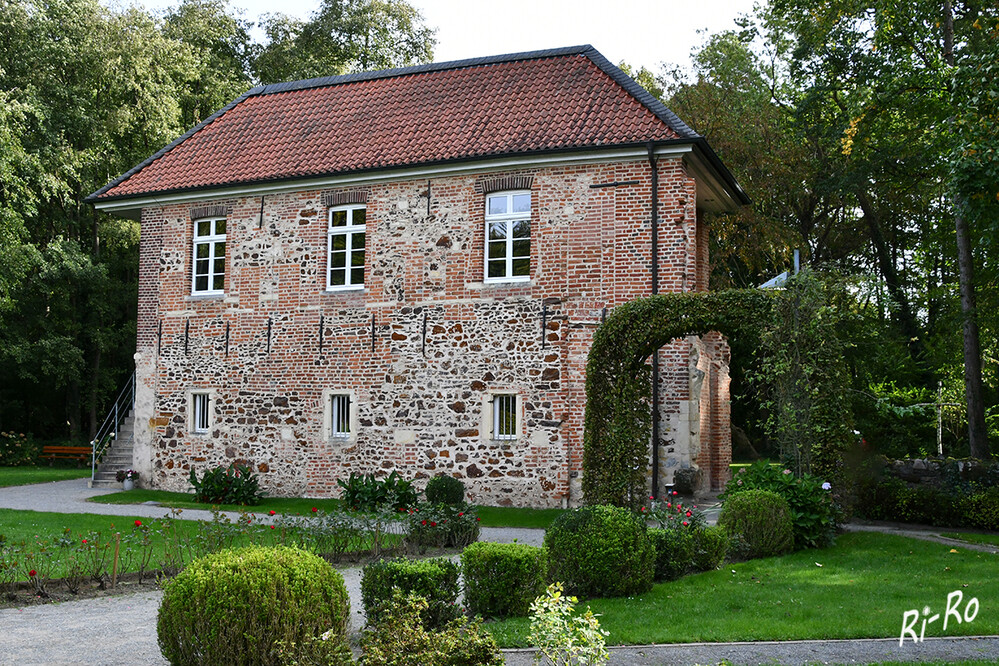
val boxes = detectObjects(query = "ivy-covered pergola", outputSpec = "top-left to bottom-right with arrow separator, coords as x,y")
581,290 -> 773,508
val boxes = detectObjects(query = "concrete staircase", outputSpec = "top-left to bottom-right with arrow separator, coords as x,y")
90,409 -> 135,488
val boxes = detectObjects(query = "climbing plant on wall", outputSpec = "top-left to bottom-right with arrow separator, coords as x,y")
581,290 -> 773,508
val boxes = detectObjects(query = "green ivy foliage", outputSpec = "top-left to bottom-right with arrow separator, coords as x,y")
582,290 -> 773,508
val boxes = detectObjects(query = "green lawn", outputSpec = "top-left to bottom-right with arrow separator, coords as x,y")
0,467 -> 92,488
942,532 -> 999,547
0,507 -> 403,582
487,532 -> 999,646
90,488 -> 566,528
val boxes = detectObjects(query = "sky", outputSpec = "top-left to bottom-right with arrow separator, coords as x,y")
133,0 -> 760,74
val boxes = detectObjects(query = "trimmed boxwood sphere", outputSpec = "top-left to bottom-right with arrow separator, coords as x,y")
157,545 -> 350,666
718,489 -> 794,559
544,504 -> 654,598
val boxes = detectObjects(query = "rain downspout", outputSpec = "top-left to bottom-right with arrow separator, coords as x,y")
648,143 -> 661,500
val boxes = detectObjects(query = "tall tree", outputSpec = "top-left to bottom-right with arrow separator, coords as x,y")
253,0 -> 435,83
763,0 -> 994,455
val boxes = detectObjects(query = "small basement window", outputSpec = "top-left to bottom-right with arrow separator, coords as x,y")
331,393 -> 351,438
492,394 -> 518,440
191,392 -> 211,434
324,389 -> 358,442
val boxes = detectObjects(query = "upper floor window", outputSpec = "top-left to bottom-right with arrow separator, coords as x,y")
485,191 -> 530,282
328,205 -> 366,290
192,218 -> 226,294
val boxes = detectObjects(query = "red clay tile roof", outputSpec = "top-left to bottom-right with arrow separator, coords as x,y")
89,46 -> 703,202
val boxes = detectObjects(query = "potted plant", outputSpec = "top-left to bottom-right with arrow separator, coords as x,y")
116,469 -> 139,490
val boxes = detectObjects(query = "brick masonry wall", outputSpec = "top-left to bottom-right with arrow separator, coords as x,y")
132,157 -> 731,506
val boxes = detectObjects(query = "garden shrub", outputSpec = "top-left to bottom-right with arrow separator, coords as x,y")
461,542 -> 548,618
723,460 -> 838,549
647,527 -> 692,582
338,471 -> 418,511
0,431 -> 40,466
544,504 -> 654,598
718,489 -> 793,560
425,474 -> 465,505
964,487 -> 999,530
360,590 -> 503,666
405,503 -> 479,551
189,463 -> 262,506
689,525 -> 728,572
360,557 -> 460,630
157,545 -> 349,666
528,582 -> 609,666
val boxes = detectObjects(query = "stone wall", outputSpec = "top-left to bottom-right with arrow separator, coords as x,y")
132,157 -> 731,506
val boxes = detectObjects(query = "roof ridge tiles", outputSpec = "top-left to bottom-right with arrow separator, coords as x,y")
251,45 -> 596,96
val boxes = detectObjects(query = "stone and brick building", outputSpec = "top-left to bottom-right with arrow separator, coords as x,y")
87,46 -> 748,507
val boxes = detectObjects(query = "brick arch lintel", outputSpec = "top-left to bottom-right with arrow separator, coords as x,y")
475,174 -> 535,195
322,190 -> 369,208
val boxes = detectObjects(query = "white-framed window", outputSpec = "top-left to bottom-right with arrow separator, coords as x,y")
323,389 -> 358,442
331,393 -> 351,438
492,394 -> 518,440
327,205 -> 366,290
192,218 -> 226,294
191,392 -> 211,434
484,191 -> 531,282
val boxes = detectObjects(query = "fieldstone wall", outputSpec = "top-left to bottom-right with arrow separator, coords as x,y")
131,157 -> 731,507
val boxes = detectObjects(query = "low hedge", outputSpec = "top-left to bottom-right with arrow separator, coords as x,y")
857,478 -> 999,530
718,489 -> 794,560
360,556 -> 460,630
544,504 -> 654,598
649,524 -> 728,582
425,474 -> 466,505
461,542 -> 548,618
157,545 -> 349,666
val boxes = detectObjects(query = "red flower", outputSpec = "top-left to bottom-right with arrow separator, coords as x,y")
134,520 -> 142,527
28,570 -> 36,577
270,525 -> 275,530
458,512 -> 464,517
649,495 -> 654,500
682,521 -> 689,526
82,539 -> 87,544
640,507 -> 647,512
269,510 -> 276,516
476,517 -> 481,522
398,507 -> 405,512
421,520 -> 427,526
430,522 -> 437,527
311,507 -> 318,513
686,511 -> 692,517
666,503 -> 672,508
672,491 -> 678,496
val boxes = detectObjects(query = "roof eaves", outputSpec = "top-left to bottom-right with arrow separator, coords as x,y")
84,85 -> 267,203
581,47 -> 701,140
89,140 -> 692,205
691,137 -> 750,206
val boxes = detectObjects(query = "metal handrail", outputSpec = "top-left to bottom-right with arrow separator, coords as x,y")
91,371 -> 136,483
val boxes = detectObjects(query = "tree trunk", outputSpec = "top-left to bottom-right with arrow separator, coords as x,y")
855,191 -> 929,375
955,208 -> 990,458
945,0 -> 990,458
